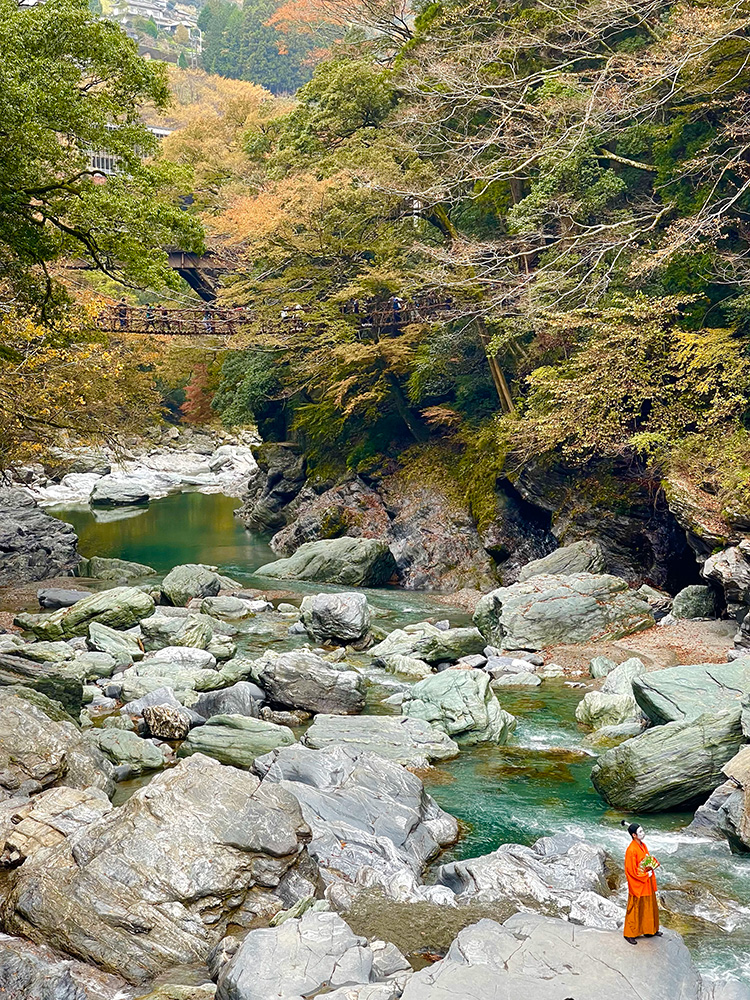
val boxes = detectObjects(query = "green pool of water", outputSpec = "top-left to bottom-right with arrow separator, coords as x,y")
47,491 -> 750,987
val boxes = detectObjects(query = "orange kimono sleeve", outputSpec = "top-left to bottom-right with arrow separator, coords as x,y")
625,842 -> 655,897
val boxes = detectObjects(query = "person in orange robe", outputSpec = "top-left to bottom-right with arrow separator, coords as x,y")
622,821 -> 662,944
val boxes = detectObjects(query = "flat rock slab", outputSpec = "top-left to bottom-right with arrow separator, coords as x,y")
473,573 -> 654,651
400,913 -> 727,1000
302,714 -> 459,766
15,587 -> 155,640
254,744 -> 458,891
633,658 -> 750,724
591,708 -> 744,812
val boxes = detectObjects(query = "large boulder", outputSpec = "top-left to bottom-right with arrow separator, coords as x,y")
401,669 -> 516,745
633,658 -> 750,725
216,909 -> 408,1000
86,727 -> 167,775
256,538 -> 397,588
0,652 -> 84,714
0,489 -> 79,586
0,687 -> 114,800
15,587 -> 155,640
672,584 -> 721,619
0,754 -> 317,984
0,932 -> 130,1000
301,714 -> 459,767
473,573 -> 654,650
399,913 -> 739,1000
436,835 -> 615,926
715,746 -> 750,853
254,744 -> 458,894
518,540 -> 606,582
235,443 -> 306,532
576,657 -> 647,729
161,563 -> 222,607
369,623 -> 485,666
193,681 -> 266,720
178,715 -> 296,768
258,651 -> 366,715
702,540 -> 750,616
590,708 -> 744,811
37,587 -> 91,609
87,620 -> 144,665
300,592 -> 371,644
90,475 -> 152,506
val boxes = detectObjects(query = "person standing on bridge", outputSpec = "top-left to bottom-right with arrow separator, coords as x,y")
116,297 -> 128,331
203,307 -> 214,334
144,304 -> 155,332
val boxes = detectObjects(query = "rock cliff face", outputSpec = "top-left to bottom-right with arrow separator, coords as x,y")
236,446 -> 705,592
0,490 -> 79,586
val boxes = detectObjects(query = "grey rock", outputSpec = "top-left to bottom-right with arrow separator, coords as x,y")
235,443 -> 306,533
161,563 -> 222,607
518,539 -> 606,581
258,651 -> 366,715
473,573 -> 654,650
302,714 -> 459,767
143,646 -> 218,671
0,929 -> 130,1000
633,658 -> 750,724
79,555 -> 156,581
140,613 -> 219,651
672,584 -> 721,619
401,669 -> 516,745
0,754 -> 315,984
687,780 -> 738,839
257,537 -> 397,588
0,649 -> 85,717
10,641 -> 75,663
589,655 -> 618,678
37,588 -> 91,610
399,912 -> 723,1000
193,681 -> 265,720
0,489 -> 79,586
702,542 -> 750,610
591,709 -> 744,811
601,657 -> 647,695
637,583 -> 674,619
370,623 -> 485,666
87,728 -> 166,775
216,909 -> 376,1000
0,687 -> 114,800
381,654 -> 433,680
179,715 -> 296,768
254,744 -> 458,893
120,686 -> 203,726
491,670 -> 541,687
15,587 -> 155,640
200,596 -> 267,619
436,836 -> 611,923
301,592 -> 371,644
89,476 -> 150,506
87,621 -> 143,664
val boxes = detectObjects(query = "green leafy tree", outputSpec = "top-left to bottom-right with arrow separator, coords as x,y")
0,0 -> 203,315
198,0 -> 317,94
178,50 -> 189,69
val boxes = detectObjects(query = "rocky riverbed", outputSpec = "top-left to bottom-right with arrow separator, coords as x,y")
1,490 -> 750,998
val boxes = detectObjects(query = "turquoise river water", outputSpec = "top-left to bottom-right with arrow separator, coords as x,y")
49,491 -> 750,986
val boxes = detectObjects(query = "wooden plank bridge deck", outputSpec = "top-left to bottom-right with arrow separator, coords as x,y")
96,298 -> 457,336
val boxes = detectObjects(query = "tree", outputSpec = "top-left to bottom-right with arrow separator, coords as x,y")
181,363 -> 215,423
0,0 -> 203,316
178,50 -> 189,69
198,0 -> 319,94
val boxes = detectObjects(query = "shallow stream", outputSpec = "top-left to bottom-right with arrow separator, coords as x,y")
47,491 -> 750,986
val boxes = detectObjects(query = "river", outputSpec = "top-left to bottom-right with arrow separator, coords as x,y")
48,491 -> 750,986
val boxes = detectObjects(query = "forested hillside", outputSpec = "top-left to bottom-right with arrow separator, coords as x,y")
160,0 -> 750,547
